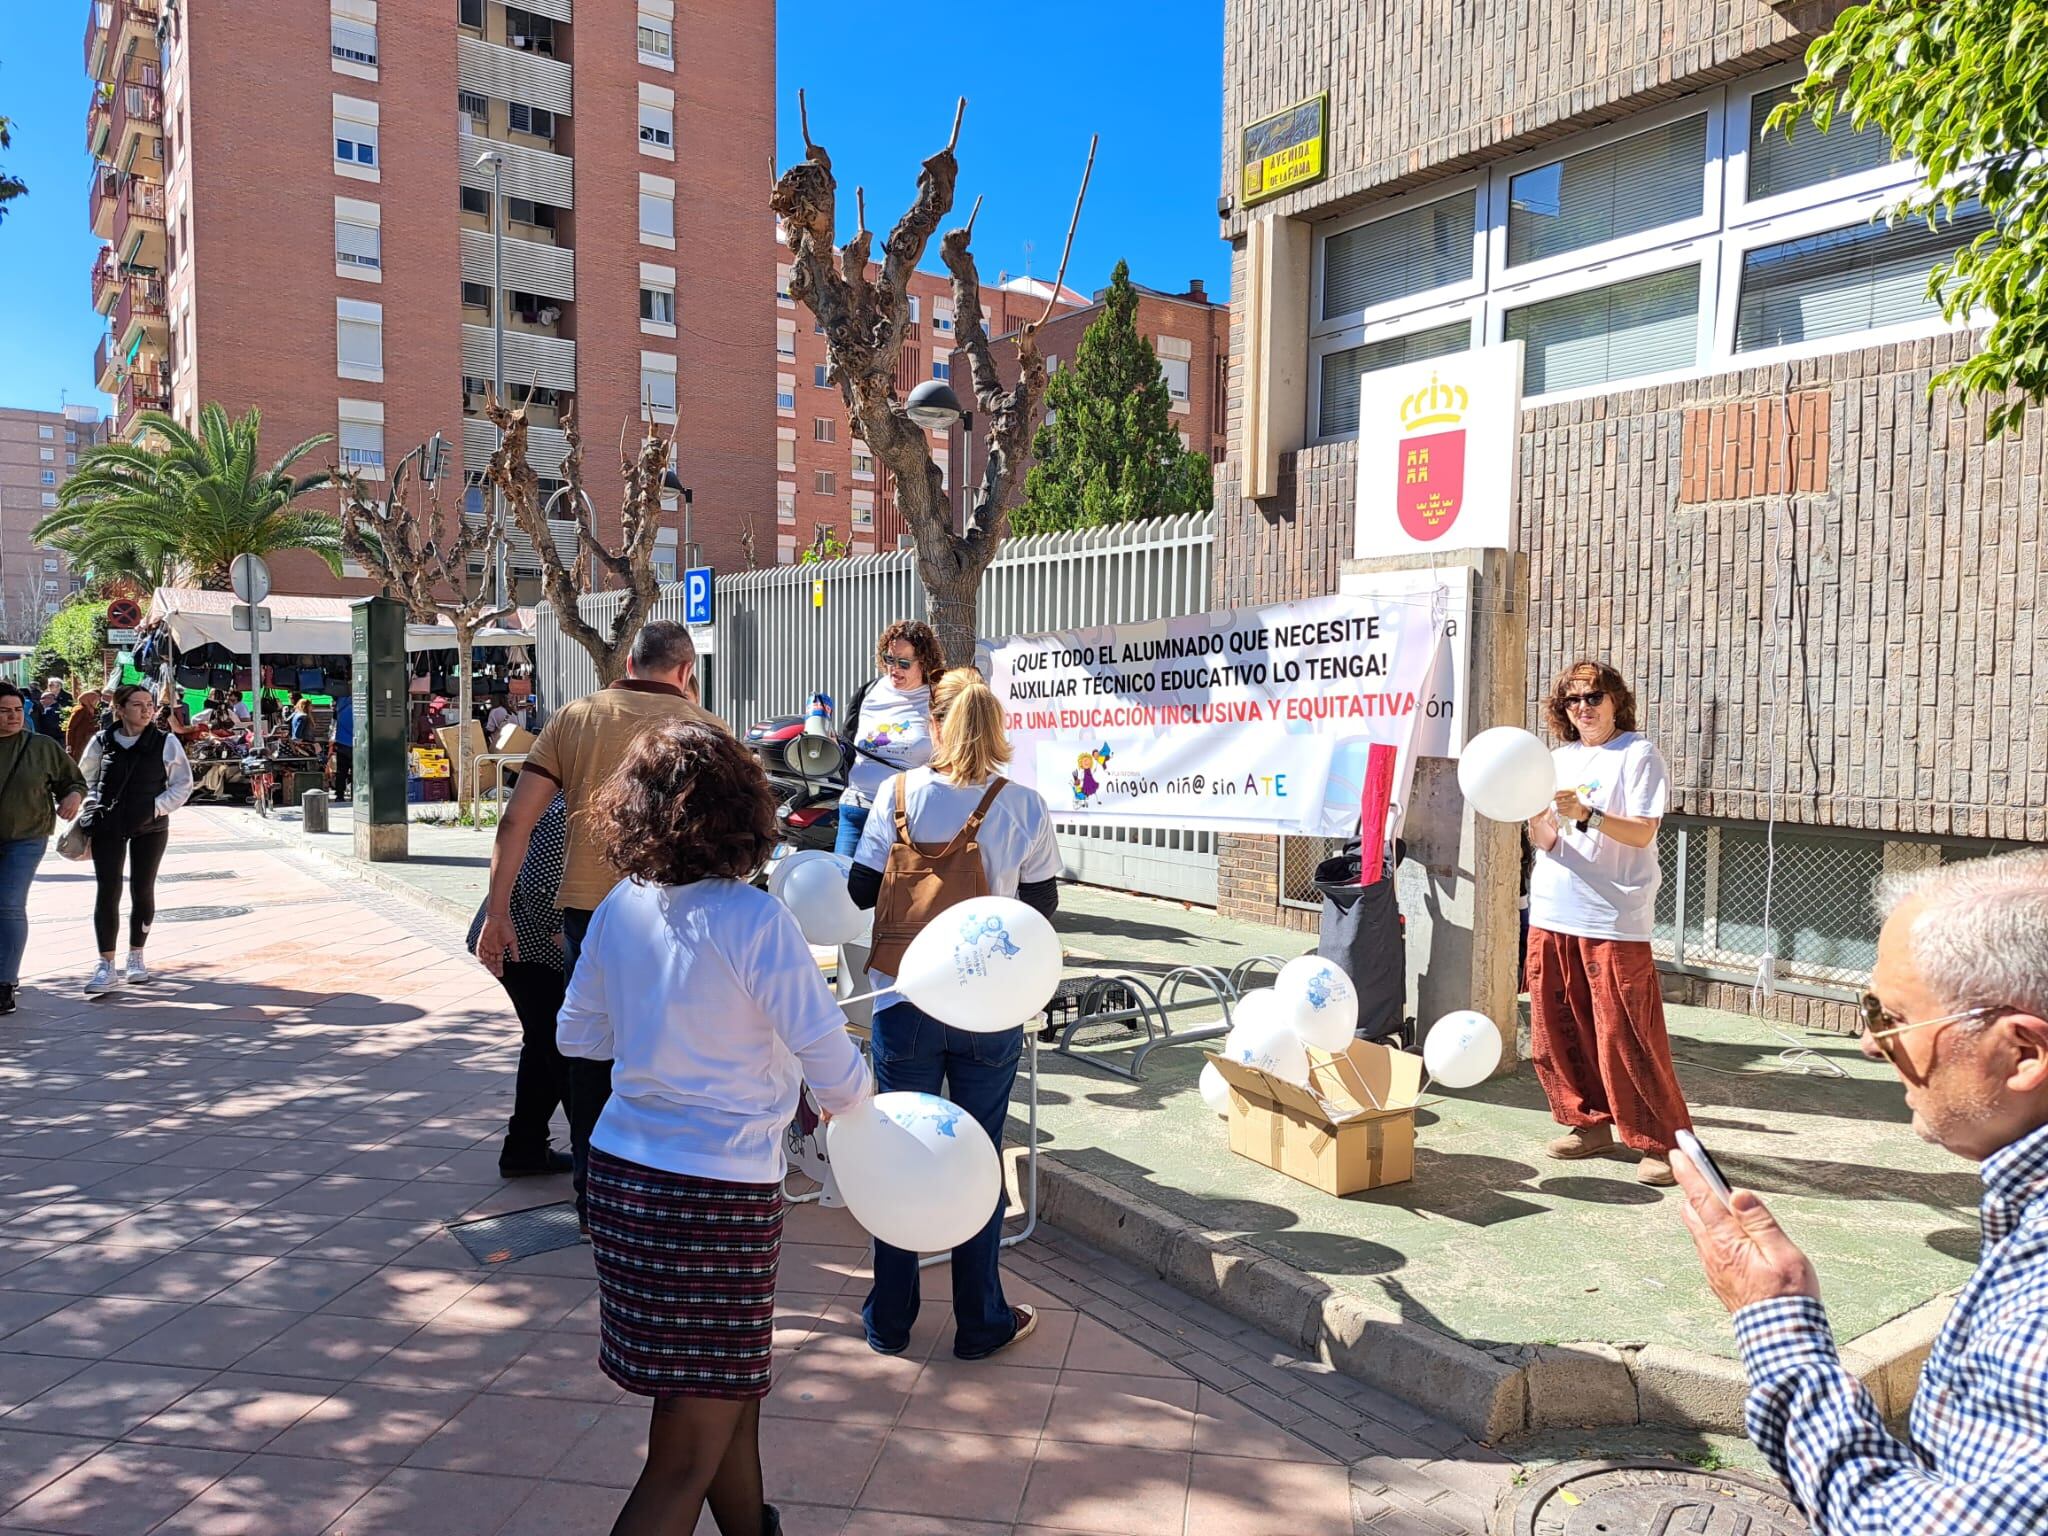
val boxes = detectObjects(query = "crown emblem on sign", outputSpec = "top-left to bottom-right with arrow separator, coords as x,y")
1400,373 -> 1469,433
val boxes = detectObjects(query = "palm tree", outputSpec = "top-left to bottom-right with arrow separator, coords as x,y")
36,404 -> 340,590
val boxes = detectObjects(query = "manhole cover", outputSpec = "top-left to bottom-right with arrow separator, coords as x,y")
446,1202 -> 583,1264
160,870 -> 238,883
151,905 -> 253,922
1493,1461 -> 1806,1536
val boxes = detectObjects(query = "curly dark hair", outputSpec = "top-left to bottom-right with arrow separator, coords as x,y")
876,619 -> 945,684
591,721 -> 778,886
1543,659 -> 1639,743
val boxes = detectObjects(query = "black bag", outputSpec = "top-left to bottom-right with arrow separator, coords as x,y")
1312,841 -> 1409,1046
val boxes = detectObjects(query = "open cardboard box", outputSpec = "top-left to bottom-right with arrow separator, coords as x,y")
1206,1038 -> 1425,1196
435,721 -> 489,764
493,723 -> 536,755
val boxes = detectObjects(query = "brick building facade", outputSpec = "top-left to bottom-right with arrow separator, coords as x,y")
0,408 -> 103,645
86,0 -> 772,597
1214,0 -> 2047,1023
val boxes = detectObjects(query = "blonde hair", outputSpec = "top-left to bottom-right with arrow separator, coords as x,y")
929,680 -> 1010,785
930,666 -> 984,727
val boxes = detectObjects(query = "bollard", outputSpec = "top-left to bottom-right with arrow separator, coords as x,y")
300,788 -> 330,834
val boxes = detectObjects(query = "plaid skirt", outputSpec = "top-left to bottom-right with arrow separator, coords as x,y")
585,1147 -> 785,1400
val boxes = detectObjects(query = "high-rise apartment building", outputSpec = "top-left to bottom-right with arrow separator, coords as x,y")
776,231 -> 1085,562
85,0 -> 773,597
0,407 -> 103,645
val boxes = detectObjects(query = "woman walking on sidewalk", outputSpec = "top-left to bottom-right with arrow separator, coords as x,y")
79,685 -> 194,996
0,683 -> 87,1016
558,720 -> 869,1536
848,678 -> 1063,1361
465,793 -> 574,1177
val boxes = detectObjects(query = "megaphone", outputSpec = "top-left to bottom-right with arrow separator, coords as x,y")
804,693 -> 835,737
784,732 -> 843,778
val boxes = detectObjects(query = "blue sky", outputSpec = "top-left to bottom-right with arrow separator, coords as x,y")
0,2 -> 1228,416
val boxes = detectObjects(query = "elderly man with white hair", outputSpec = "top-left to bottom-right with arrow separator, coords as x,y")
1676,848 -> 2048,1534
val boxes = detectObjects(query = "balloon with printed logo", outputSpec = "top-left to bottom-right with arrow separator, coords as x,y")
1222,991 -> 1311,1087
1456,727 -> 1556,823
827,1092 -> 1001,1252
1275,955 -> 1359,1053
891,895 -> 1061,1033
779,853 -> 867,947
1423,1010 -> 1503,1090
1199,1062 -> 1233,1118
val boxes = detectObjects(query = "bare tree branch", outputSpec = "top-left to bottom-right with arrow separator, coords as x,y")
1037,134 -> 1097,327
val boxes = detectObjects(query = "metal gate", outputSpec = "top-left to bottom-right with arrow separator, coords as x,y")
533,515 -> 1219,904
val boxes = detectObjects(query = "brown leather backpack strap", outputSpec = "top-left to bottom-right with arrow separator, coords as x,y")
891,774 -> 912,840
939,777 -> 1009,856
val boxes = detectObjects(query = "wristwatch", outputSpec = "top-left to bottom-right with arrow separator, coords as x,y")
1583,808 -> 1605,835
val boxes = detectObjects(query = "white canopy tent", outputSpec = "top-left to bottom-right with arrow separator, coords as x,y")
145,588 -> 535,656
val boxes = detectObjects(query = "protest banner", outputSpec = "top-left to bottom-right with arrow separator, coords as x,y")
989,591 -> 1446,837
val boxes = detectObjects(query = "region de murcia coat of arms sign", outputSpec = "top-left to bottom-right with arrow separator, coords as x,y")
1353,341 -> 1523,561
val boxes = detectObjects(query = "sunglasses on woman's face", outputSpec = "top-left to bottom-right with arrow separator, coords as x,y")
882,655 -> 917,671
1564,691 -> 1608,710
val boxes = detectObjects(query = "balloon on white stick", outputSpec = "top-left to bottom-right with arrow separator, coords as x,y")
1456,727 -> 1555,823
888,895 -> 1062,1033
827,1092 -> 1001,1252
1422,1010 -> 1503,1089
779,854 -> 867,947
1222,989 -> 1311,1087
1198,1061 -> 1234,1118
1274,955 -> 1359,1053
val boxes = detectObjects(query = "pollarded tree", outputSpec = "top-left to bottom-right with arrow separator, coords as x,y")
771,98 -> 1095,664
1016,260 -> 1214,536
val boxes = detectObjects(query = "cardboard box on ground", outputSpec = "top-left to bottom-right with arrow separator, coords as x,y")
1206,1040 -> 1424,1195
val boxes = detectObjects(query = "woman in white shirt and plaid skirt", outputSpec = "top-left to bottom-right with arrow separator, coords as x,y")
557,720 -> 870,1536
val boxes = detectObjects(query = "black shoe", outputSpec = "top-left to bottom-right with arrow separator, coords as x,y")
762,1504 -> 783,1536
0,985 -> 14,1016
498,1142 -> 573,1178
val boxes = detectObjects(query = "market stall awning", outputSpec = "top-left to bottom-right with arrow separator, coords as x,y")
145,588 -> 535,656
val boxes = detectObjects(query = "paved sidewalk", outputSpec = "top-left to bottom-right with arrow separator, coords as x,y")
0,809 -> 1507,1534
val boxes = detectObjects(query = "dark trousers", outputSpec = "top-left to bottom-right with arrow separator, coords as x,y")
861,1000 -> 1022,1359
559,907 -> 609,1216
497,960 -> 570,1151
331,745 -> 353,800
91,826 -> 168,955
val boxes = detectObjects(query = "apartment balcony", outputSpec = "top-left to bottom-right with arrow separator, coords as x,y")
95,333 -> 121,394
112,176 -> 166,268
459,226 -> 574,304
463,415 -> 570,477
114,0 -> 161,74
84,0 -> 114,80
458,134 -> 574,210
89,164 -> 120,239
91,245 -> 123,312
113,77 -> 163,172
118,367 -> 168,423
457,34 -> 572,116
461,324 -> 575,393
114,273 -> 168,357
87,90 -> 111,160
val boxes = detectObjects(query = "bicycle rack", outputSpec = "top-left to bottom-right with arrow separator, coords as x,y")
1045,954 -> 1295,1081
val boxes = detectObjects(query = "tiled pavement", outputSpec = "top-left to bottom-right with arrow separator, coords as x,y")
0,809 -> 1511,1534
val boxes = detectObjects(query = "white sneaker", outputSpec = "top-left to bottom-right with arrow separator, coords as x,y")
85,961 -> 121,997
124,954 -> 151,985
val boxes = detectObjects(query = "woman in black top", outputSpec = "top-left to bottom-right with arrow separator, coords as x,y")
78,685 -> 194,995
467,794 -> 574,1176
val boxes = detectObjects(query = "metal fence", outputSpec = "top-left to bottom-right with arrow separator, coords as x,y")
533,514 -> 1221,903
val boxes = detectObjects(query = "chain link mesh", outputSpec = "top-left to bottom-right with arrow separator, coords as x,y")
1279,835 -> 1346,910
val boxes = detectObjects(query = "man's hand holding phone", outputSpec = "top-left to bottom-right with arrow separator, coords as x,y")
1673,1131 -> 1820,1315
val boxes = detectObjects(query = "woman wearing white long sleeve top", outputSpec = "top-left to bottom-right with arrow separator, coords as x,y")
556,718 -> 869,1536
78,685 -> 194,995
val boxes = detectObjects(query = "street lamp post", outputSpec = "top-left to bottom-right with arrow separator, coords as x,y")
905,378 -> 973,534
475,150 -> 510,613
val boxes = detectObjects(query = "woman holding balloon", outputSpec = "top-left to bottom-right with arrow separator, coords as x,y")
558,720 -> 871,1536
1524,660 -> 1691,1187
847,678 -> 1062,1360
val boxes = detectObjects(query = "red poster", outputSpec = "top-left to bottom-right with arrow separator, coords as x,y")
1395,429 -> 1465,543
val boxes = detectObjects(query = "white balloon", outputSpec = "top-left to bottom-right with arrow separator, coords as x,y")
827,1092 -> 1001,1253
1275,955 -> 1359,1053
1423,1010 -> 1503,1089
1456,726 -> 1555,823
769,847 -> 839,902
1223,998 -> 1311,1087
891,895 -> 1062,1033
780,854 -> 866,947
1198,1061 -> 1233,1118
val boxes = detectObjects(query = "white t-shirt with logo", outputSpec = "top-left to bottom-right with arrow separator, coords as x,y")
852,767 -> 1064,986
844,682 -> 933,805
1528,731 -> 1670,942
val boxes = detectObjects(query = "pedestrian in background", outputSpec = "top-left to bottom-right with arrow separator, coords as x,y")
834,620 -> 942,858
1677,849 -> 2048,1533
329,690 -> 354,800
65,687 -> 105,762
559,719 -> 869,1536
0,682 -> 87,1016
78,684 -> 194,996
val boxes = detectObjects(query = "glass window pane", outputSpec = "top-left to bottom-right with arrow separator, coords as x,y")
1316,319 -> 1470,438
1735,205 -> 1991,352
1322,189 -> 1476,319
1507,115 -> 1708,266
1505,266 -> 1700,395
1746,84 -> 1896,201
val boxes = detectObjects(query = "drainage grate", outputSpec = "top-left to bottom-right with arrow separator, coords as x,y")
446,1202 -> 584,1264
152,905 -> 253,922
160,870 -> 239,883
1492,1460 -> 1807,1535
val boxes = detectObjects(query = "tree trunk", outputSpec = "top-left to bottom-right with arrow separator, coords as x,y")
924,569 -> 982,668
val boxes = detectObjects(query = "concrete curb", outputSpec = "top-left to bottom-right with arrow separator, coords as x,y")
1033,1154 -> 1954,1441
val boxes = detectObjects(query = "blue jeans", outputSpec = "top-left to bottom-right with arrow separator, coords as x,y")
0,837 -> 45,986
833,801 -> 869,858
861,1000 -> 1023,1358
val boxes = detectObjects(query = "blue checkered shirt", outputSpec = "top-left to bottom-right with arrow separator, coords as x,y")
1734,1120 -> 2048,1534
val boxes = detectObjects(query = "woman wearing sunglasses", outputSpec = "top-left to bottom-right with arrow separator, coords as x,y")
1525,660 -> 1692,1186
834,620 -> 944,858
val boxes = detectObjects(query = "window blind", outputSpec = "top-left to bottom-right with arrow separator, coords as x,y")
638,105 -> 672,148
330,18 -> 377,66
638,193 -> 671,238
338,317 -> 382,371
642,369 -> 677,410
1735,206 -> 1990,353
1505,265 -> 1699,395
1507,115 -> 1708,267
1322,189 -> 1476,319
1316,319 -> 1470,438
335,220 -> 381,268
1746,85 -> 1895,202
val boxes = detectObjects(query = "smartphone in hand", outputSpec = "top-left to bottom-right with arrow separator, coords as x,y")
1675,1129 -> 1734,1206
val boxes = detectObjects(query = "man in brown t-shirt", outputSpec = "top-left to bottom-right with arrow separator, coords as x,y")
476,620 -> 722,1201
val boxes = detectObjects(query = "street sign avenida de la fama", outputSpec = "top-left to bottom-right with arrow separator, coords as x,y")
1241,93 -> 1327,206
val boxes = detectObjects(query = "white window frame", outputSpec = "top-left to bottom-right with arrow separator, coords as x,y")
39,491 -> 57,508
330,10 -> 378,80
851,447 -> 875,481
640,283 -> 676,331
638,103 -> 674,158
1159,355 -> 1191,402
638,174 -> 675,250
1307,301 -> 1482,445
1487,241 -> 1721,406
36,425 -> 52,439
336,296 -> 384,382
332,95 -> 379,183
641,351 -> 678,418
1312,173 -> 1488,333
334,196 -> 381,282
637,9 -> 674,67
338,398 -> 385,480
1723,64 -> 1917,226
